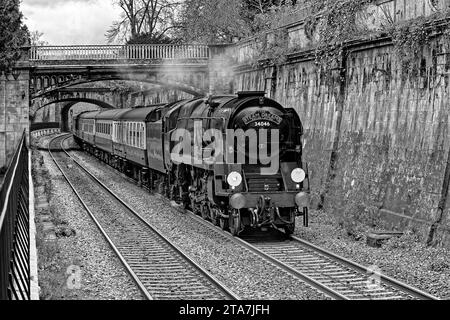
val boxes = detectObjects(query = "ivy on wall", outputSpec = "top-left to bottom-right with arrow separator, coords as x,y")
304,0 -> 376,67
249,0 -> 450,71
388,12 -> 450,76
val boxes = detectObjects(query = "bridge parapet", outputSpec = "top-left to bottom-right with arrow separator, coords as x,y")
30,44 -> 210,63
31,128 -> 61,138
30,122 -> 60,132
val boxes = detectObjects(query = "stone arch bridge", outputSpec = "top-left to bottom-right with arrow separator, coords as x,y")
29,43 -> 234,133
30,44 -> 231,98
0,43 -> 234,167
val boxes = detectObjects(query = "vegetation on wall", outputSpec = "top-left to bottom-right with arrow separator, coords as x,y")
304,0 -> 376,67
247,0 -> 450,70
388,11 -> 450,76
0,0 -> 29,72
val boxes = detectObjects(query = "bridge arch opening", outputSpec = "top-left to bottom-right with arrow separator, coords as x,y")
32,98 -> 115,132
61,101 -> 105,132
31,76 -> 205,100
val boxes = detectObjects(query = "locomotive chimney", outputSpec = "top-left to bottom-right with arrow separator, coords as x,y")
205,94 -> 220,111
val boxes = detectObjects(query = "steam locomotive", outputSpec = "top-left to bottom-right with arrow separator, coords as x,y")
72,92 -> 310,235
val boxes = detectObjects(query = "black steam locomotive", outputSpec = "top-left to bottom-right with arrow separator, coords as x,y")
72,92 -> 310,235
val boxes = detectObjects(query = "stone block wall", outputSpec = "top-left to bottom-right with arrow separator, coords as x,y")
0,69 -> 30,169
234,34 -> 450,246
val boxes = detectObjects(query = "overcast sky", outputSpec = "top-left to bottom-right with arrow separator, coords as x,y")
21,0 -> 122,45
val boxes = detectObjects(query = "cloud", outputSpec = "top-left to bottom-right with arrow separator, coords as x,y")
21,0 -> 121,44
23,0 -> 98,9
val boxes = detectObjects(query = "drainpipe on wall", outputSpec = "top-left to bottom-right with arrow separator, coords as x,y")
427,147 -> 450,246
318,51 -> 347,210
270,66 -> 278,99
3,74 -> 6,168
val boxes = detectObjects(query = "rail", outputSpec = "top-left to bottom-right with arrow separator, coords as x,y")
0,131 -> 30,300
30,44 -> 210,61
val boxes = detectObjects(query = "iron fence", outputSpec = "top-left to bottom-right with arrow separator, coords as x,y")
0,132 -> 30,300
30,44 -> 210,61
30,122 -> 60,132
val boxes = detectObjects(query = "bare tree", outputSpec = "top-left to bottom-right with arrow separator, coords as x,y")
106,0 -> 181,43
30,30 -> 49,46
180,0 -> 250,43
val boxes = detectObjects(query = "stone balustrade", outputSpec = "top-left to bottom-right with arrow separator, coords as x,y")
30,44 -> 210,62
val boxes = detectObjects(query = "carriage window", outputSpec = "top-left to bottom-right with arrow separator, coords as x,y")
128,123 -> 131,145
132,123 -> 135,147
134,123 -> 137,146
139,123 -> 141,146
134,123 -> 137,147
136,126 -> 139,148
139,124 -> 142,148
141,124 -> 145,147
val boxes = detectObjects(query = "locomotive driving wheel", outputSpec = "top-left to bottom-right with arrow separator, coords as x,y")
200,202 -> 209,220
219,209 -> 229,230
208,204 -> 220,226
190,196 -> 199,215
282,208 -> 296,235
229,209 -> 242,236
210,208 -> 219,226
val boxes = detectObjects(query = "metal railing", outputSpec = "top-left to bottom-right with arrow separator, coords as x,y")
0,132 -> 30,300
30,44 -> 210,62
30,122 -> 60,132
31,129 -> 61,139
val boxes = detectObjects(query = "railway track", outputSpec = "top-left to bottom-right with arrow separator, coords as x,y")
187,213 -> 439,300
63,135 -> 440,300
48,134 -> 239,300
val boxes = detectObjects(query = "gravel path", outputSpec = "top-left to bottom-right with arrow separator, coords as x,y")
32,135 -> 144,300
69,147 -> 328,300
